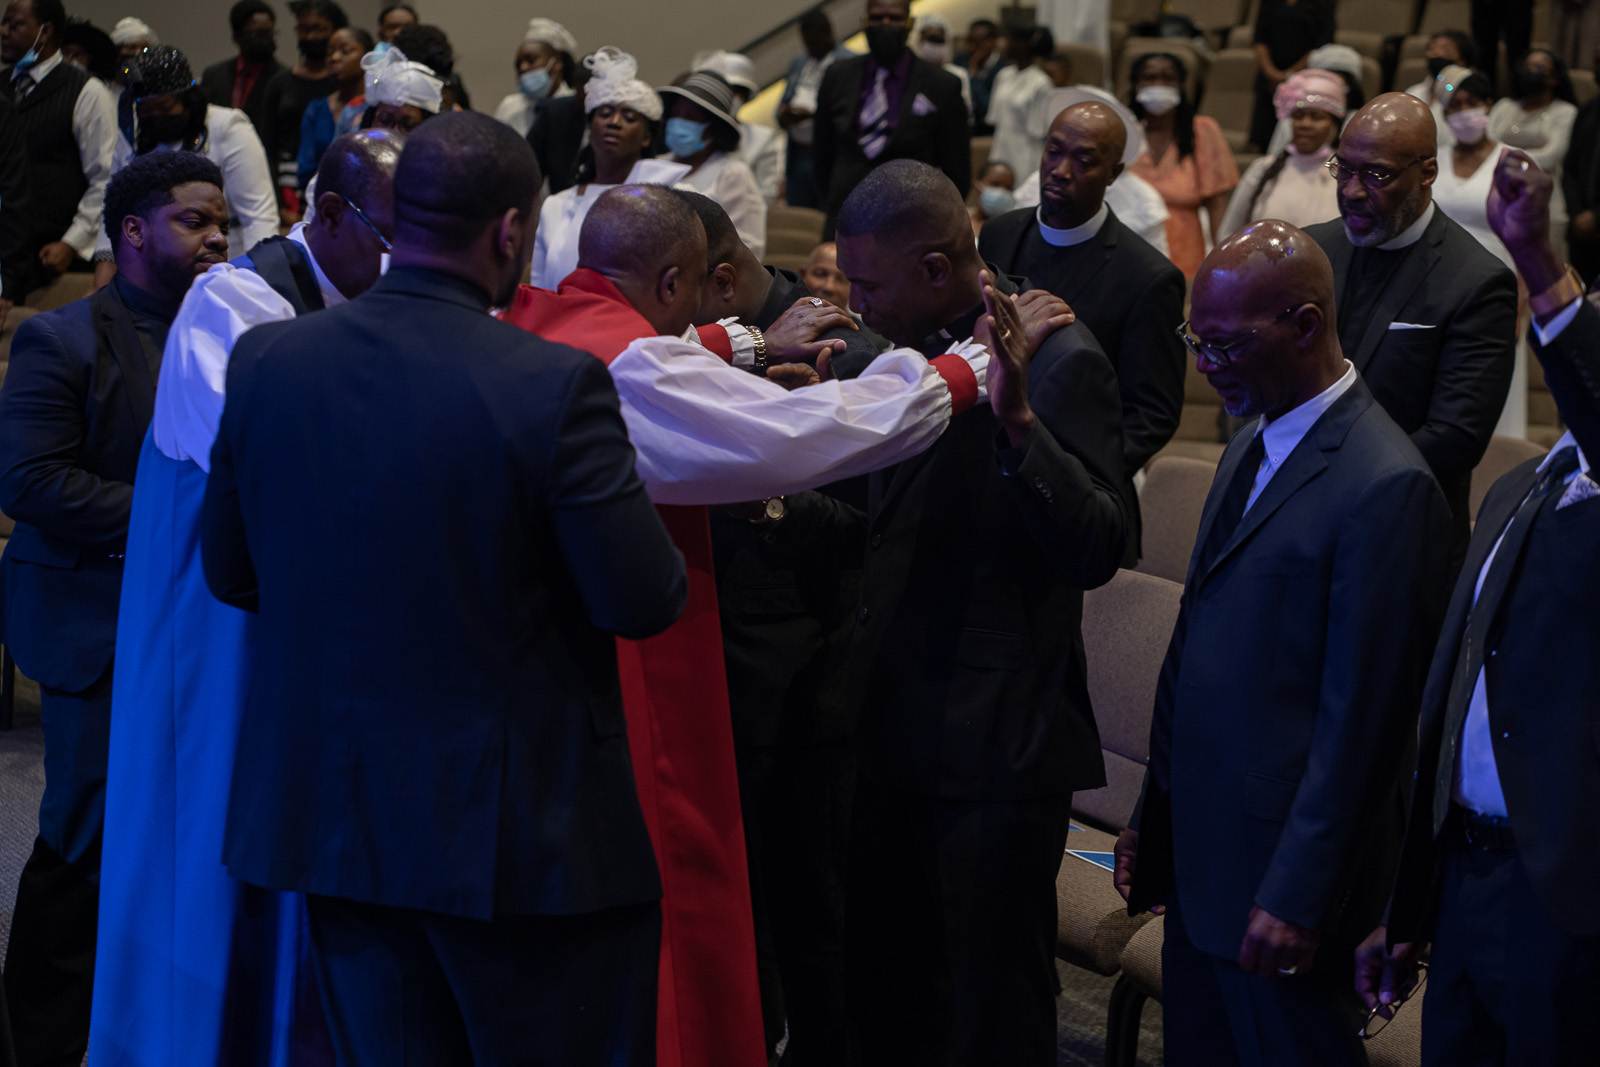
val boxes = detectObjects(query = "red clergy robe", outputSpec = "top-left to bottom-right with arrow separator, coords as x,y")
503,270 -> 765,1067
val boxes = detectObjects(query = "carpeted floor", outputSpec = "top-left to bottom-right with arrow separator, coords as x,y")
0,670 -> 1164,1065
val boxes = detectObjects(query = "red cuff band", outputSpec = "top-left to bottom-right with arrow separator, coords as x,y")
697,323 -> 734,363
929,354 -> 980,415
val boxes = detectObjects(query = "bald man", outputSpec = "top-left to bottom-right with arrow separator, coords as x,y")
1307,92 -> 1516,543
88,130 -> 406,1066
981,100 -> 1187,564
1115,221 -> 1453,1065
821,158 -> 1126,1066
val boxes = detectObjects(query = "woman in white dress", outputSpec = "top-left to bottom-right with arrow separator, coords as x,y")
659,70 -> 767,258
986,26 -> 1056,173
528,48 -> 688,289
491,18 -> 577,139
1488,48 -> 1579,249
1435,69 -> 1527,437
1220,68 -> 1343,238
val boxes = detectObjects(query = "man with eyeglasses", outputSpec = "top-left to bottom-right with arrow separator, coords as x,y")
1356,151 -> 1600,1067
1307,92 -> 1516,549
1114,220 -> 1453,1065
84,129 -> 402,1066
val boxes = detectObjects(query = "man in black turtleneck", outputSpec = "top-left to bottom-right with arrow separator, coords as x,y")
0,150 -> 227,1067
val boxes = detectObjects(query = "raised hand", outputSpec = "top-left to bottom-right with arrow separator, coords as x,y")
763,296 -> 859,365
973,270 -> 1035,447
1488,149 -> 1566,293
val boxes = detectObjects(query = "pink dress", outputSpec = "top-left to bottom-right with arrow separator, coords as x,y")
1130,115 -> 1241,279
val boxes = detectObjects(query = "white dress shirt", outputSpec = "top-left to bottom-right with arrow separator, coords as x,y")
1454,299 -> 1592,815
528,158 -> 691,289
97,105 -> 279,261
674,151 -> 767,259
608,334 -> 989,506
738,122 -> 787,201
986,63 -> 1054,173
13,52 -> 118,260
1244,360 -> 1358,511
1036,202 -> 1108,247
1013,170 -> 1170,255
152,223 -> 344,470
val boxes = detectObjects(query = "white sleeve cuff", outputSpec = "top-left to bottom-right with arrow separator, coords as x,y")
946,335 -> 991,403
1533,297 -> 1583,347
720,317 -> 757,369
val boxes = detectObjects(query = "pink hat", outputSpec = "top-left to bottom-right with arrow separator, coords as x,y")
1274,69 -> 1347,122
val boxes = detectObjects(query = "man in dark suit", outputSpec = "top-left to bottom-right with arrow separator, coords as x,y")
812,159 -> 1126,1066
0,150 -> 228,1067
1113,221 -> 1454,1065
199,112 -> 685,1064
200,0 -> 286,139
527,89 -> 585,195
1307,92 -> 1517,539
981,97 -> 1187,563
813,0 -> 970,233
1356,152 -> 1600,1067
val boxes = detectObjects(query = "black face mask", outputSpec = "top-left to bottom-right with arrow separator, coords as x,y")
1426,56 -> 1451,79
865,25 -> 908,65
300,36 -> 329,63
1516,66 -> 1552,96
136,106 -> 205,154
240,31 -> 276,63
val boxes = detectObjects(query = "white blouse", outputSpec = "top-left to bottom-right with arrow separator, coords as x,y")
1488,97 -> 1577,224
673,151 -> 768,259
986,63 -> 1055,173
528,157 -> 691,289
1218,147 -> 1339,238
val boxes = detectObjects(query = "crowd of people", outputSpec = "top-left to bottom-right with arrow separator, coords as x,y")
0,1 -> 1596,1066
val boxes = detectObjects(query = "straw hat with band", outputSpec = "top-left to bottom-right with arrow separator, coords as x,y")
658,70 -> 743,149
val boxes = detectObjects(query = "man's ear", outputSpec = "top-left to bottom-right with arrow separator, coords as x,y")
659,264 -> 681,306
313,190 -> 345,232
120,215 -> 145,252
1418,156 -> 1439,190
1293,303 -> 1324,347
920,251 -> 952,288
711,262 -> 737,302
497,207 -> 526,261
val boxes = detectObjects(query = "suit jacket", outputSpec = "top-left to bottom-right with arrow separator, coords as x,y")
202,266 -> 687,921
813,53 -> 971,223
0,283 -> 157,693
980,204 -> 1186,562
806,291 -> 1127,801
1129,379 -> 1453,960
200,56 -> 286,138
528,93 -> 587,195
1308,211 -> 1517,531
1388,302 -> 1600,941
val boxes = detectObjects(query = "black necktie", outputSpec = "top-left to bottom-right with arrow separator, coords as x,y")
1193,431 -> 1266,578
1431,445 -> 1582,830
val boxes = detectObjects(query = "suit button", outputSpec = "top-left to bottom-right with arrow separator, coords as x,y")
1501,730 -> 1512,740
857,605 -> 871,624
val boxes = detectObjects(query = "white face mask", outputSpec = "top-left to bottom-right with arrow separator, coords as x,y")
1136,85 -> 1182,116
1446,106 -> 1490,145
916,40 -> 951,66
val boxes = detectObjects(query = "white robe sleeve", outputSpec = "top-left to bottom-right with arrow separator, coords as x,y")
607,335 -> 990,505
152,264 -> 296,470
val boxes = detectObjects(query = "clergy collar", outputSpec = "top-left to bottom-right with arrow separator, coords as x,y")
1376,201 -> 1435,251
287,222 -> 348,306
1036,202 -> 1109,247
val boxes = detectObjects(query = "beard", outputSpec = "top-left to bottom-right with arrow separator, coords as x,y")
1341,185 -> 1429,248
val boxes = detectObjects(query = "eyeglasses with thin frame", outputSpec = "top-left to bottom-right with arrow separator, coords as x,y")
1324,154 -> 1430,191
1358,961 -> 1428,1040
339,194 -> 392,251
1175,306 -> 1302,369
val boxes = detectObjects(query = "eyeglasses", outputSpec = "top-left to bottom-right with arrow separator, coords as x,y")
1175,306 -> 1301,368
1358,962 -> 1428,1040
1324,154 -> 1430,191
339,194 -> 392,251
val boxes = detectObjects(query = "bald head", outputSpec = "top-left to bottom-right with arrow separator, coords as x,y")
316,129 -> 404,211
1189,220 -> 1344,419
1054,102 -> 1126,163
1333,93 -> 1440,247
1342,92 -> 1437,161
579,186 -> 708,337
308,129 -> 406,300
1040,101 -> 1128,228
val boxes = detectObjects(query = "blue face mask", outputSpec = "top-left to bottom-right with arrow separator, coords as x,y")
13,27 -> 44,76
372,41 -> 391,55
519,67 -> 552,100
665,117 -> 710,159
979,185 -> 1015,218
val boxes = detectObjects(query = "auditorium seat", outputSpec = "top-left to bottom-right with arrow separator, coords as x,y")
766,227 -> 823,257
1336,30 -> 1384,62
1168,0 -> 1250,39
1057,42 -> 1107,90
1136,455 -> 1215,583
1395,55 -> 1429,93
1113,0 -> 1165,29
1199,48 -> 1258,152
23,272 -> 94,312
763,252 -> 810,272
766,203 -> 825,235
1118,37 -> 1206,98
1471,434 -> 1548,521
1054,569 -> 1180,978
1343,0 -> 1419,40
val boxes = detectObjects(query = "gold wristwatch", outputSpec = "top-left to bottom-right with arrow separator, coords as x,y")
750,496 -> 786,525
746,324 -> 769,374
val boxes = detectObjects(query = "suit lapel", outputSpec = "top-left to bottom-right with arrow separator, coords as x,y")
91,284 -> 156,421
1351,214 -> 1446,372
1186,427 -> 1257,586
841,61 -> 866,137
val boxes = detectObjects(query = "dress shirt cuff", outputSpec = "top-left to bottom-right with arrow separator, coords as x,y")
935,337 -> 990,409
1533,297 -> 1582,346
63,222 -> 98,262
720,319 -> 757,369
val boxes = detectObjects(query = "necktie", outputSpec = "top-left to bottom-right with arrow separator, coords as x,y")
858,68 -> 890,160
12,71 -> 32,101
1192,431 -> 1266,579
1431,445 -> 1581,831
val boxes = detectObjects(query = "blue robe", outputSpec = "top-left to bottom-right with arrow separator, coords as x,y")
89,430 -> 331,1065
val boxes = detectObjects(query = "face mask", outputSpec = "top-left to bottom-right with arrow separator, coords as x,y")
240,31 -> 276,62
13,27 -> 43,76
979,185 -> 1015,217
372,41 -> 391,55
1426,56 -> 1451,80
665,116 -> 710,159
865,25 -> 909,65
135,107 -> 204,155
518,67 -> 552,100
300,37 -> 329,63
1516,66 -> 1552,96
1136,85 -> 1181,115
916,40 -> 950,66
1447,106 -> 1489,144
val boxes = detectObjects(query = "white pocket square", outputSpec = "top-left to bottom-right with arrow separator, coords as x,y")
912,92 -> 936,117
1387,322 -> 1437,331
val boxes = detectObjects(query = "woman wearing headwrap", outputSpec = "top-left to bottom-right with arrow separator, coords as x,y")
493,17 -> 577,138
528,47 -> 687,288
358,43 -> 443,132
1219,68 -> 1343,237
660,70 -> 766,258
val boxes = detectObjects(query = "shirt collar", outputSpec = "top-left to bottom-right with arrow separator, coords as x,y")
17,50 -> 62,84
112,273 -> 183,323
1255,360 -> 1358,470
287,222 -> 349,307
1539,429 -> 1591,478
1377,201 -> 1435,251
1036,203 -> 1108,247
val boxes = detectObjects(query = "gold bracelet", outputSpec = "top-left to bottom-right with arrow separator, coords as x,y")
745,324 -> 768,374
1530,265 -> 1584,319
